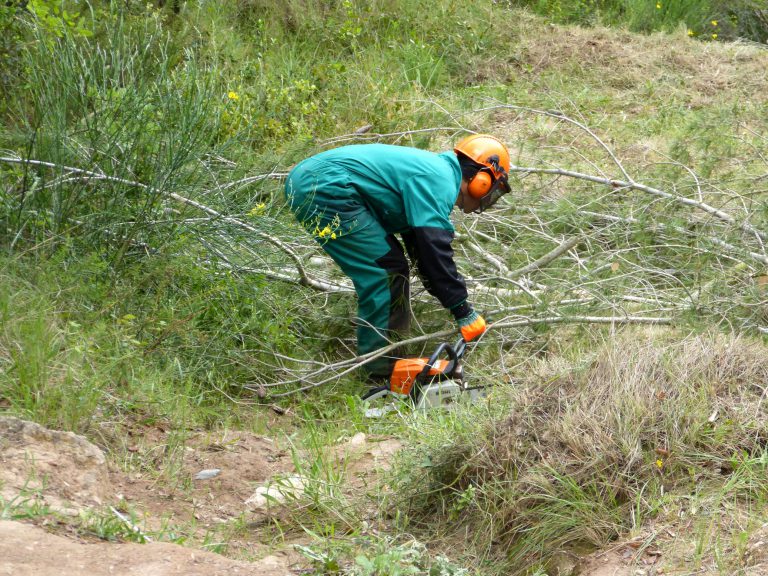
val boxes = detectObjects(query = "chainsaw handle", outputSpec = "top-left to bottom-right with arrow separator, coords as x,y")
411,337 -> 466,397
361,385 -> 389,401
425,342 -> 455,370
454,336 -> 467,359
439,337 -> 466,368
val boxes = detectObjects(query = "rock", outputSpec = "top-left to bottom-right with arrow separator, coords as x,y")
244,475 -> 307,511
334,432 -> 367,459
0,416 -> 111,514
194,469 -> 221,481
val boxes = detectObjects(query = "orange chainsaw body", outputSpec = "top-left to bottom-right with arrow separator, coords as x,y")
390,357 -> 450,395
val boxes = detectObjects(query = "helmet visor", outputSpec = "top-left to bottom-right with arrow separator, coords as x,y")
476,177 -> 511,213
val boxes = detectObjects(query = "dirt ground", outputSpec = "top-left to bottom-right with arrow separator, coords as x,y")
0,519 -> 289,576
0,416 -> 404,575
0,416 -> 303,573
112,427 -> 294,527
4,414 -> 745,575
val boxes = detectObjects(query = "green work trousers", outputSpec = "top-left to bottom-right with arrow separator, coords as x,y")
286,158 -> 410,377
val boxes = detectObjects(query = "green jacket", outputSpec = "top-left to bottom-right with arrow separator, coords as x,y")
287,144 -> 471,315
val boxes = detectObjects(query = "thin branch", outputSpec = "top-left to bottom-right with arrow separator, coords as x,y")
0,155 -> 337,292
509,164 -> 767,242
507,235 -> 584,280
580,210 -> 768,266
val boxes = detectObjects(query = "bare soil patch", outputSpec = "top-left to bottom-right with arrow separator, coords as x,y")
0,520 -> 289,576
329,432 -> 402,489
0,416 -> 302,573
113,428 -> 294,529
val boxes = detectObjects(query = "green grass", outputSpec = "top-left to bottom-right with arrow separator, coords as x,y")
0,251 -> 274,436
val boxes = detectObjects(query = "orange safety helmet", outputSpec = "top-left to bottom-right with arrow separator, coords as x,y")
454,134 -> 512,202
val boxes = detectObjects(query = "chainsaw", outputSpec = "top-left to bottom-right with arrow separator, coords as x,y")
361,337 -> 487,417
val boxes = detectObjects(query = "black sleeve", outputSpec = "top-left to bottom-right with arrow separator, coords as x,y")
401,226 -> 470,317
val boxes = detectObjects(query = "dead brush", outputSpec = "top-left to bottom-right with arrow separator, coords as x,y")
401,330 -> 768,571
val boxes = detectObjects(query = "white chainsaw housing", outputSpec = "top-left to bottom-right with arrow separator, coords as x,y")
415,380 -> 463,409
363,381 -> 487,418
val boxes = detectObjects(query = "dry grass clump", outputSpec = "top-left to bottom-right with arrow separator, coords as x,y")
511,21 -> 768,107
406,330 -> 768,570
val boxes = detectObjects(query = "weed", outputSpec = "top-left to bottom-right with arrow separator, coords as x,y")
0,490 -> 51,521
297,536 -> 470,576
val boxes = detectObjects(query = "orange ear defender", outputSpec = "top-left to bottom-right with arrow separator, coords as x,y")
467,168 -> 494,198
454,135 -> 512,202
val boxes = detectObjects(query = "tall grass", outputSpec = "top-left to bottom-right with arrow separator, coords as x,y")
0,262 -> 103,430
396,331 -> 768,573
0,251 -> 265,433
2,8 -> 224,260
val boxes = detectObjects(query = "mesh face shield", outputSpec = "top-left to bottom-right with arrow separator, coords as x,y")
476,176 -> 511,213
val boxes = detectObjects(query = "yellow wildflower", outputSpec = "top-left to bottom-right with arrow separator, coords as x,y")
247,203 -> 266,217
656,2 -> 661,8
711,20 -> 718,26
227,91 -> 239,101
687,29 -> 695,37
712,33 -> 718,39
331,232 -> 337,240
656,459 -> 664,469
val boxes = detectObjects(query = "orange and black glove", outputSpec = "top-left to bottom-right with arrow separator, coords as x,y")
457,310 -> 486,342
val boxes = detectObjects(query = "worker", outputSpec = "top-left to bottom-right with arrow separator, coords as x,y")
284,134 -> 511,381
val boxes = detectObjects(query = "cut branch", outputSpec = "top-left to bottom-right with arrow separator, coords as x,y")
507,235 -> 584,279
258,314 -> 674,396
0,155 -> 337,292
510,164 -> 767,243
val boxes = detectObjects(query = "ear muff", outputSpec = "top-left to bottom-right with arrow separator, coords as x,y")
467,168 -> 494,199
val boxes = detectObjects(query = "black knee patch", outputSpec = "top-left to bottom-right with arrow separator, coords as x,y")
375,235 -> 409,276
375,235 -> 410,333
